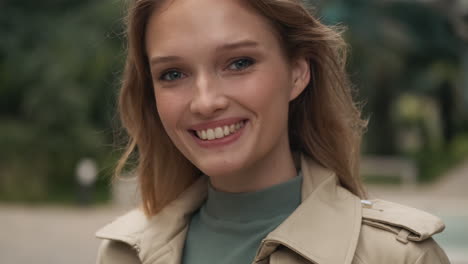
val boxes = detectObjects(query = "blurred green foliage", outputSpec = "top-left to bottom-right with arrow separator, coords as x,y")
317,0 -> 468,181
412,134 -> 468,182
0,0 -> 467,202
0,0 -> 125,202
318,0 -> 466,153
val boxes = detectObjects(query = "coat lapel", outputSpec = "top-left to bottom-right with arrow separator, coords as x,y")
139,176 -> 209,264
254,155 -> 362,264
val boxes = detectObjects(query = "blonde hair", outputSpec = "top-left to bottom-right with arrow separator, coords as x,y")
116,0 -> 367,216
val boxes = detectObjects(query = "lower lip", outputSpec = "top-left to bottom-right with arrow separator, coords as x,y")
190,121 -> 248,149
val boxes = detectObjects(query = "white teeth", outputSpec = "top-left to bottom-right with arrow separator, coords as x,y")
194,120 -> 246,141
223,126 -> 230,136
215,127 -> 224,139
207,129 -> 215,140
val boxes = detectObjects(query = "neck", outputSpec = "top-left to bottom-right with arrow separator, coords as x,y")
209,138 -> 297,193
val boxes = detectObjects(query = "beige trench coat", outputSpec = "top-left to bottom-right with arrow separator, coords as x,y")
96,155 -> 450,264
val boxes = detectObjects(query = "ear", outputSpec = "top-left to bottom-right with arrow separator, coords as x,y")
289,57 -> 310,101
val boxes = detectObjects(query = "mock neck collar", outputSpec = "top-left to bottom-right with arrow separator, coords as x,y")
203,172 -> 302,222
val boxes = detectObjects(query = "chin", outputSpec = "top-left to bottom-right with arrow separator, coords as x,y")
192,154 -> 247,178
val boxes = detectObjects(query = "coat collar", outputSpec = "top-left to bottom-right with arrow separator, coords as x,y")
96,154 -> 362,264
254,155 -> 362,264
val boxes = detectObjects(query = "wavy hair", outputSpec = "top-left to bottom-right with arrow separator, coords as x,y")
116,0 -> 367,216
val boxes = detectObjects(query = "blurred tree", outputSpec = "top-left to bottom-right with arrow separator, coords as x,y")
314,0 -> 466,154
0,0 -> 125,201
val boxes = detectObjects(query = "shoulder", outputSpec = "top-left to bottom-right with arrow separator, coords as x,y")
354,199 -> 450,264
95,209 -> 147,264
96,239 -> 141,264
96,208 -> 148,244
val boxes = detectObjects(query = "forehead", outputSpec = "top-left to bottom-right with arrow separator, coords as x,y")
145,0 -> 280,56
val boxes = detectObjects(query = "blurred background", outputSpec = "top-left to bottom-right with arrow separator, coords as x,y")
0,0 -> 467,263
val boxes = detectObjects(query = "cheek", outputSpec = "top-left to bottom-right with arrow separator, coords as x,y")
239,68 -> 292,114
247,70 -> 292,146
154,91 -> 184,133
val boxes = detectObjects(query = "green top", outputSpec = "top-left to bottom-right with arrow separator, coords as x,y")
182,172 -> 303,264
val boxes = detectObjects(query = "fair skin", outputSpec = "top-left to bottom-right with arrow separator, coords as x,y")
145,0 -> 310,193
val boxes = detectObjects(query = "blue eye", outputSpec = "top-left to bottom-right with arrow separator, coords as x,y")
228,58 -> 254,71
159,70 -> 185,81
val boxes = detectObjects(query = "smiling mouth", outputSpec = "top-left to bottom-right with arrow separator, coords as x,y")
190,120 -> 247,141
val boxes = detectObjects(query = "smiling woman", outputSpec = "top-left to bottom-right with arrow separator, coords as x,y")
95,0 -> 451,263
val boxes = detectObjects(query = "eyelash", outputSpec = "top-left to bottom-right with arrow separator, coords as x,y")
157,57 -> 256,82
159,69 -> 185,82
227,57 -> 256,71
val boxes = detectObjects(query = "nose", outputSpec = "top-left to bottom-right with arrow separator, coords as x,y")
189,73 -> 228,117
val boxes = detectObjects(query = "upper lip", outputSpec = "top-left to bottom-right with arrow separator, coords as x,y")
189,117 -> 247,131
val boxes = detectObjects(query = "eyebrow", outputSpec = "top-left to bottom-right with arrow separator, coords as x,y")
150,56 -> 183,67
215,40 -> 259,52
149,40 -> 260,67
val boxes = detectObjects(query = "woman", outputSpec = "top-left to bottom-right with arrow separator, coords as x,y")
96,0 -> 450,263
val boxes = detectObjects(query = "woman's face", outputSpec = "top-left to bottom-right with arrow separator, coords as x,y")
146,0 -> 308,180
